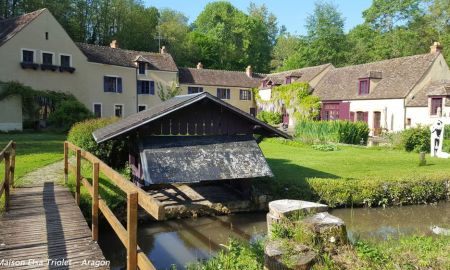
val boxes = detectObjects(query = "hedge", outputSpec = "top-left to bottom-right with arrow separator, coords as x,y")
256,111 -> 282,125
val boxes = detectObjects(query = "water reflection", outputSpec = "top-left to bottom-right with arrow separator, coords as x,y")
99,202 -> 450,270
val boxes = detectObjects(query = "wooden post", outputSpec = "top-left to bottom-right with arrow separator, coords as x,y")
127,191 -> 138,270
76,149 -> 81,205
10,142 -> 16,187
4,152 -> 10,211
64,142 -> 68,184
92,162 -> 99,241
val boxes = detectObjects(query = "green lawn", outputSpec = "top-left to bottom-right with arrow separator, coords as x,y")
0,132 -> 66,186
260,140 -> 450,181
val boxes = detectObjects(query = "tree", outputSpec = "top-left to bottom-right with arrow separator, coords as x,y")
158,8 -> 190,66
157,82 -> 181,101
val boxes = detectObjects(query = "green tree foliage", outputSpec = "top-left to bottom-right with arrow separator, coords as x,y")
156,82 -> 182,101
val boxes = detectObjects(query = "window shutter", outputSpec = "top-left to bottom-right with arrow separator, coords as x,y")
350,112 -> 355,122
227,89 -> 230,99
150,81 -> 155,95
103,76 -> 107,92
363,112 -> 369,123
137,81 -> 142,94
117,78 -> 123,93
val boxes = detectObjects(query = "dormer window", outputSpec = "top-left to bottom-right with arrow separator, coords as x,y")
359,78 -> 370,95
138,62 -> 146,74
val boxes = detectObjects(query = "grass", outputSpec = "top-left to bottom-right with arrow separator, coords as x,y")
260,138 -> 450,181
0,132 -> 66,187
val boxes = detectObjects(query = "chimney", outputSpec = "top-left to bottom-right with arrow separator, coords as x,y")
160,46 -> 167,54
196,62 -> 203,69
246,65 -> 253,78
430,42 -> 443,54
110,40 -> 119,49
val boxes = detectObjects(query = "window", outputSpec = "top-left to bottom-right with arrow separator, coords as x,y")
431,97 -> 443,116
322,103 -> 340,120
359,79 -> 370,95
60,55 -> 71,67
285,77 -> 292,84
93,104 -> 102,118
240,89 -> 251,100
137,80 -> 155,95
406,118 -> 412,126
217,88 -> 230,99
45,32 -> 49,40
188,87 -> 203,94
42,52 -> 53,65
22,50 -> 34,63
115,105 -> 123,118
138,63 -> 146,74
104,76 -> 123,93
138,105 -> 147,112
356,111 -> 368,123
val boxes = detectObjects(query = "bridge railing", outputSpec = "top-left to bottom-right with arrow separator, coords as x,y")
0,141 -> 16,211
64,141 -> 163,270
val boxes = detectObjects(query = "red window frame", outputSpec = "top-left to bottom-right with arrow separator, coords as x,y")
359,78 -> 370,95
430,97 -> 443,115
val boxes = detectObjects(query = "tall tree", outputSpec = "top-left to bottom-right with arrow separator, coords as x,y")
158,8 -> 190,66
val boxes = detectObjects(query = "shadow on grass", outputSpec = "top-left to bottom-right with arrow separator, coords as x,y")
259,158 -> 340,201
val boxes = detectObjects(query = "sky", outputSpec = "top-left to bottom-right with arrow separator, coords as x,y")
144,0 -> 373,35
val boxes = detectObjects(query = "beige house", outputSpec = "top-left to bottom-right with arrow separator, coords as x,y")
0,9 -> 266,131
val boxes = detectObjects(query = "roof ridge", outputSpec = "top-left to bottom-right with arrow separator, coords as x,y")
0,8 -> 46,22
268,63 -> 332,76
404,52 -> 440,99
76,42 -> 164,57
182,67 -> 250,74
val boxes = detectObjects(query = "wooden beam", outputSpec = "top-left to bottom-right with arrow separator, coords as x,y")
127,192 -> 138,270
92,162 -> 99,242
10,142 -> 15,187
4,152 -> 10,211
75,149 -> 81,205
64,142 -> 68,184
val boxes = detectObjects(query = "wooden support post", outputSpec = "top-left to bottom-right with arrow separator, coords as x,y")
127,191 -> 138,270
92,162 -> 99,241
10,142 -> 15,187
64,142 -> 68,184
76,149 -> 81,205
4,152 -> 10,211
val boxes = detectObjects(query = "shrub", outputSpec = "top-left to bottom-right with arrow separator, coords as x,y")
48,100 -> 93,131
401,126 -> 430,152
257,111 -> 282,125
295,120 -> 369,145
312,144 -> 338,151
67,117 -> 128,168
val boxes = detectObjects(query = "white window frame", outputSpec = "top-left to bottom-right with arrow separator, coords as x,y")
41,51 -> 55,65
138,104 -> 147,112
92,103 -> 102,118
114,104 -> 124,118
20,48 -> 36,63
59,53 -> 73,67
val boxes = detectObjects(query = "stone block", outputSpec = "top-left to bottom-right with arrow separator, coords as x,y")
302,212 -> 348,250
264,240 -> 316,270
269,200 -> 328,220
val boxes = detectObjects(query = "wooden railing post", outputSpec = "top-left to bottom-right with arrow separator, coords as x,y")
92,162 -> 99,241
10,142 -> 15,187
127,191 -> 138,270
75,149 -> 81,205
4,152 -> 10,211
64,142 -> 68,184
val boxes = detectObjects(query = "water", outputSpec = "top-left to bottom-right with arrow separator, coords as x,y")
99,202 -> 450,270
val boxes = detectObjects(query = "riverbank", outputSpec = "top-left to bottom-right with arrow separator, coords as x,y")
259,138 -> 450,207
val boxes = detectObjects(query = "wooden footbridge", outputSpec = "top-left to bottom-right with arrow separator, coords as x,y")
0,141 -> 165,270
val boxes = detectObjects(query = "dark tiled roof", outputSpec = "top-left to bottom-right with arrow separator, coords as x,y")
0,9 -> 45,46
76,43 -> 178,72
92,92 -> 289,143
179,67 -> 264,88
407,80 -> 450,107
262,64 -> 332,85
139,135 -> 273,184
313,53 -> 439,100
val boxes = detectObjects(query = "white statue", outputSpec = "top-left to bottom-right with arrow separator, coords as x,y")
430,119 -> 450,158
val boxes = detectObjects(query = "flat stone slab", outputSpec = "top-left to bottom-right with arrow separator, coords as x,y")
269,200 -> 328,219
303,212 -> 345,228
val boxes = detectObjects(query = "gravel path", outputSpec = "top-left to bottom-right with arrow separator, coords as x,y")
18,160 -> 64,187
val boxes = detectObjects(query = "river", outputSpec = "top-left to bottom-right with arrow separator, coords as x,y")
98,201 -> 450,270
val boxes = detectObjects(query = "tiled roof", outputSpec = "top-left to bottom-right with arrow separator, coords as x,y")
262,64 -> 332,85
0,9 -> 45,46
92,92 -> 289,143
76,43 -> 178,72
407,80 -> 450,107
179,67 -> 264,88
313,53 -> 439,100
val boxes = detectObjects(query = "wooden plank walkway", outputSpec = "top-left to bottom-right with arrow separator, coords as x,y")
0,182 -> 109,269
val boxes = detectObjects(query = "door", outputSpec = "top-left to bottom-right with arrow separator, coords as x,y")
373,111 -> 381,136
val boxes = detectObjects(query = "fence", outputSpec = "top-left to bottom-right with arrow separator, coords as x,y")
64,141 -> 164,270
0,141 -> 16,211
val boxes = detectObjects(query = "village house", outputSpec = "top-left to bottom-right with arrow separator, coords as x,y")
0,9 -> 259,131
258,43 -> 450,135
